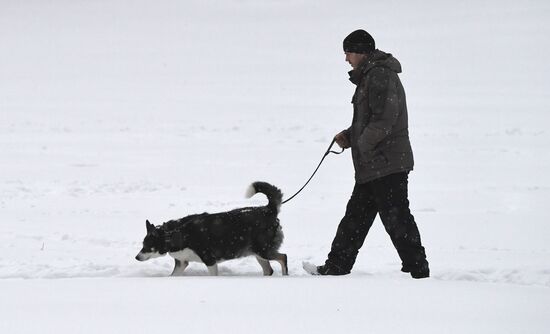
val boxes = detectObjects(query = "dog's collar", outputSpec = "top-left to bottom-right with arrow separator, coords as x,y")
158,227 -> 181,253
152,227 -> 170,254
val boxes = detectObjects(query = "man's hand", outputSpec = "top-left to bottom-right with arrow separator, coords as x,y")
334,130 -> 351,149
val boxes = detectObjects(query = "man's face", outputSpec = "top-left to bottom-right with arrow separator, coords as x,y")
345,52 -> 367,69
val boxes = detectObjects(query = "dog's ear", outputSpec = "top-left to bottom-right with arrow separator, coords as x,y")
146,220 -> 155,233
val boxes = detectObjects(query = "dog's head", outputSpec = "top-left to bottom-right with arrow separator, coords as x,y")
135,220 -> 167,261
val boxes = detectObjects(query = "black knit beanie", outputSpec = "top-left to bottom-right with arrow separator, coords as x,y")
343,29 -> 375,54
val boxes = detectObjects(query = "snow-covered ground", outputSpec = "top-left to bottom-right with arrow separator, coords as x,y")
1,1 -> 549,333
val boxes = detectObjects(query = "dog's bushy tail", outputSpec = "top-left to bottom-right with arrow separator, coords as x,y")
245,181 -> 283,213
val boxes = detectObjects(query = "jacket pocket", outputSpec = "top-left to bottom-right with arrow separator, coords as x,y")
371,151 -> 389,165
358,149 -> 388,168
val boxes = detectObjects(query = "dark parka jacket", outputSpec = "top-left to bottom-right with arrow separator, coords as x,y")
343,49 -> 414,183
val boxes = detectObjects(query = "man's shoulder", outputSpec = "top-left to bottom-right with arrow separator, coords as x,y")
364,65 -> 394,78
363,66 -> 397,88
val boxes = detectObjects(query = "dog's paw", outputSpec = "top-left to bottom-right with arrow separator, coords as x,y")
302,261 -> 320,275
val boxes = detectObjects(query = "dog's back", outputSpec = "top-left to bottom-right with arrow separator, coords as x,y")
184,182 -> 284,262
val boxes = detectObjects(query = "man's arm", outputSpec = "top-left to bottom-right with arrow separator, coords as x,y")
357,67 -> 400,154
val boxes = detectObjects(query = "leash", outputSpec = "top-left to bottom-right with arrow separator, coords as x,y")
282,138 -> 345,204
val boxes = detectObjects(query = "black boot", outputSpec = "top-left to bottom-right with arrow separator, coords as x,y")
316,264 -> 350,276
303,262 -> 350,276
402,261 -> 430,279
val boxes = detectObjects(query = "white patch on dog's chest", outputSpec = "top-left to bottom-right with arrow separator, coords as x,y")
169,248 -> 202,263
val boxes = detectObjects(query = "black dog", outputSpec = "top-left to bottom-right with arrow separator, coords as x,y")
135,182 -> 288,276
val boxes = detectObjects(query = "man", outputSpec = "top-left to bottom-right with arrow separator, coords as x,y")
304,29 -> 429,278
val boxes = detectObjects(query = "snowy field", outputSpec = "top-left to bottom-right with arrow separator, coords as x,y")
1,0 -> 549,333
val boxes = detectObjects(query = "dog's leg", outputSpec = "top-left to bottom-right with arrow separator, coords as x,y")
207,263 -> 219,276
274,253 -> 288,276
171,259 -> 189,276
171,259 -> 182,276
255,256 -> 274,276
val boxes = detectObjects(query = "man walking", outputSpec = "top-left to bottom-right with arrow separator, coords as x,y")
304,29 -> 429,278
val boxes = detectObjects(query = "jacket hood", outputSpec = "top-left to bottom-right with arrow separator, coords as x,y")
364,49 -> 402,73
349,49 -> 402,84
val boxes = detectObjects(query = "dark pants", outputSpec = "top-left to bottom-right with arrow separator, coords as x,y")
326,172 -> 428,273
